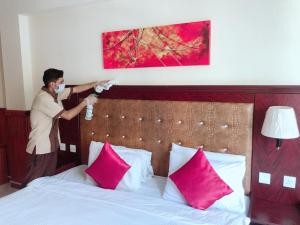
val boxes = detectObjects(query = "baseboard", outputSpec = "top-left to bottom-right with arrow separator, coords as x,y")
9,180 -> 22,189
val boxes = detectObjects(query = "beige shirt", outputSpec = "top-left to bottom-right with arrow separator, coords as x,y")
26,87 -> 73,155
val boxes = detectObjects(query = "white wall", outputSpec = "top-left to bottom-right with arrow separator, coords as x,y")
19,15 -> 34,111
28,0 -> 300,97
1,0 -> 300,110
0,0 -> 98,110
0,34 -> 5,108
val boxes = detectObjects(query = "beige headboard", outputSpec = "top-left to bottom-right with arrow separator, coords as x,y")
80,99 -> 254,194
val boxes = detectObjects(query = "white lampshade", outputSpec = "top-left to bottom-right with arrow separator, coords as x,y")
261,106 -> 299,139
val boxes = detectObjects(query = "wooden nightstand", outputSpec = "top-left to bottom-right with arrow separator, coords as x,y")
249,197 -> 300,225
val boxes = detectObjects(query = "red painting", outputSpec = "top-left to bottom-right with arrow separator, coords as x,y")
102,21 -> 210,69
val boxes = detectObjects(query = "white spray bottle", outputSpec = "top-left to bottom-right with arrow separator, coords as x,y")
85,80 -> 117,120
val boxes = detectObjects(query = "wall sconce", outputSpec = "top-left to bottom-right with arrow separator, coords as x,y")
261,106 -> 299,150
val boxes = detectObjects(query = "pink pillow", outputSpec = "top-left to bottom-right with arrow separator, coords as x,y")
85,142 -> 130,189
169,149 -> 233,210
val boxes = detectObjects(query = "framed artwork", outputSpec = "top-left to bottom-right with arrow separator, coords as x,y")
102,20 -> 210,69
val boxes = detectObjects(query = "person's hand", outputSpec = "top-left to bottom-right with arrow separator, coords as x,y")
93,80 -> 111,89
85,95 -> 98,105
102,80 -> 115,90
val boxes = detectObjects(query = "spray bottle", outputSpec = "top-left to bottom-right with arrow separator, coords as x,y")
85,80 -> 117,120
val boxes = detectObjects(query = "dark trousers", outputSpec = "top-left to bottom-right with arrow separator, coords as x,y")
22,149 -> 57,187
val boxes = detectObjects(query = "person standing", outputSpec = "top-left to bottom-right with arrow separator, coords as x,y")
22,68 -> 106,187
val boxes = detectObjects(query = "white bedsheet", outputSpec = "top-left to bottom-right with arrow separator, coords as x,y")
54,165 -> 250,214
0,166 -> 250,225
54,165 -> 166,198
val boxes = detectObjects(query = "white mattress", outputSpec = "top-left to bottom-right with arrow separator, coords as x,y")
0,165 -> 250,225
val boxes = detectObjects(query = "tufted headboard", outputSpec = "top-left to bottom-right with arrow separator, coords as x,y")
80,99 -> 254,194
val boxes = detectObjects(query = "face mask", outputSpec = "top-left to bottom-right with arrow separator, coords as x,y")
54,83 -> 65,94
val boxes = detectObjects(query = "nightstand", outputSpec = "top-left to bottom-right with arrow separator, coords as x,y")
250,197 -> 300,225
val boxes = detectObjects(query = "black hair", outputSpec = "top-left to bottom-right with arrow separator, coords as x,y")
43,68 -> 64,87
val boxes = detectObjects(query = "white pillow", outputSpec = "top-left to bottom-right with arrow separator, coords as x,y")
163,144 -> 246,214
172,143 -> 246,164
86,141 -> 153,191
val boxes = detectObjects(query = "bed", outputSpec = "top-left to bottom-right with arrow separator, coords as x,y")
0,166 -> 250,225
0,99 -> 253,225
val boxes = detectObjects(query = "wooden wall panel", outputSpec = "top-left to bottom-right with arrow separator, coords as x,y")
3,85 -> 300,204
252,94 -> 300,204
5,110 -> 30,186
58,92 -> 80,167
4,106 -> 80,187
79,85 -> 255,103
0,145 -> 8,184
0,109 -> 8,184
0,108 -> 6,146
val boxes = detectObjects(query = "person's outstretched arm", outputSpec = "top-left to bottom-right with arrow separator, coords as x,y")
60,95 -> 97,120
73,80 -> 110,94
